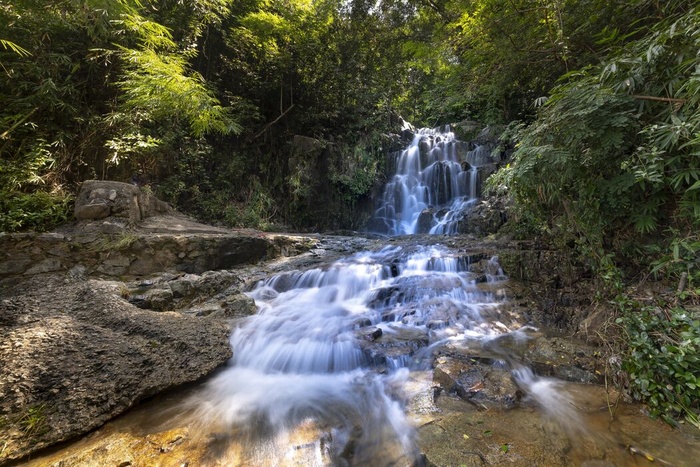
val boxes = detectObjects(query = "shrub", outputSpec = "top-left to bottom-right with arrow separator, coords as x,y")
615,296 -> 700,428
0,191 -> 72,232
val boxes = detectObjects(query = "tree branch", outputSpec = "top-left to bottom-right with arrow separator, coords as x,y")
254,104 -> 295,139
631,95 -> 687,104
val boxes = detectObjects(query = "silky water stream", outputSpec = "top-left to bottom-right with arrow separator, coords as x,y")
182,245 -> 516,465
372,127 -> 487,235
177,246 -> 700,466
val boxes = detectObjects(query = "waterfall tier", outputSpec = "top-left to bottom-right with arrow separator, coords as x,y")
371,127 -> 492,235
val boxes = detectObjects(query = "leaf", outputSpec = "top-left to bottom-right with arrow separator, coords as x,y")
500,444 -> 510,453
0,39 -> 32,57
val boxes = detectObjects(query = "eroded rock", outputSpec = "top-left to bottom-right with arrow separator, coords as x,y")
433,355 -> 521,409
0,274 -> 232,464
457,196 -> 508,236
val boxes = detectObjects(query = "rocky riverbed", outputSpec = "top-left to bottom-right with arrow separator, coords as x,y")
2,182 -> 699,466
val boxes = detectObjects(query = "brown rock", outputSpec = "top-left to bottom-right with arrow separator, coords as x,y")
75,200 -> 111,220
0,274 -> 232,463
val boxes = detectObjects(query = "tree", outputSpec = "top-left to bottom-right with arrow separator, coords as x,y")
0,0 -> 239,231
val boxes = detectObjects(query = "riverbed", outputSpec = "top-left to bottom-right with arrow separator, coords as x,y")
22,241 -> 700,466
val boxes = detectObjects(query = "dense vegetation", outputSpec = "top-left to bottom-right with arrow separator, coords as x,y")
2,0 -> 698,426
486,0 -> 700,427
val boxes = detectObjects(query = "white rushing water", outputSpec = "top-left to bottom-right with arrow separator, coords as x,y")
180,128 -> 590,465
185,245 -> 566,465
372,128 -> 490,235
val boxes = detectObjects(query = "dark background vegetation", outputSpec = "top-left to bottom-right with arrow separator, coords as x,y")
1,0 -> 698,427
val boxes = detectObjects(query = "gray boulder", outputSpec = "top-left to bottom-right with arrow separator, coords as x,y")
74,180 -> 172,222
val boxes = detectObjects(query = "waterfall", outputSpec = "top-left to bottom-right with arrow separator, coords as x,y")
186,245 -> 520,464
371,126 -> 488,235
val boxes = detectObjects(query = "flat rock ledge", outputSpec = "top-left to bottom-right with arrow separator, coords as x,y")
0,215 -> 319,291
0,274 -> 233,465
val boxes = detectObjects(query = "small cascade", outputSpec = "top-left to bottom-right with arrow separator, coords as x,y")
371,127 -> 490,235
187,245 -> 530,464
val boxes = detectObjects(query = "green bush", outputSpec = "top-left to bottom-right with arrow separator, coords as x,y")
0,191 -> 73,232
616,297 -> 700,428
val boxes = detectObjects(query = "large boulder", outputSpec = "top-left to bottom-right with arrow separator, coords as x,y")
0,273 -> 233,464
74,180 -> 172,222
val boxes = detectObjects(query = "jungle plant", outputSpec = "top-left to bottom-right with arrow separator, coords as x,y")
615,296 -> 700,428
492,3 -> 700,425
490,3 -> 700,279
0,190 -> 73,232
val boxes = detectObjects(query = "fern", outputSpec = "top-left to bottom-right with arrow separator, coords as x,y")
117,48 -> 241,137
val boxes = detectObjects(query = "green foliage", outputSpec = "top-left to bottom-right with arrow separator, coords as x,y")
117,48 -> 241,137
221,177 -> 277,230
1,0 -> 693,235
0,191 -> 73,233
491,4 -> 700,283
330,149 -> 379,201
0,39 -> 31,58
615,297 -> 700,428
0,0 -> 241,231
487,81 -> 639,276
651,233 -> 700,300
483,2 -> 700,428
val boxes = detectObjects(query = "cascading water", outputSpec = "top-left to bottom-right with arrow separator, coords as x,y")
185,244 -> 577,465
371,127 -> 490,235
169,131 -> 687,467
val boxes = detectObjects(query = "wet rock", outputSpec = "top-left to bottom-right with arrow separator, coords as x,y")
416,209 -> 433,234
457,196 -> 508,237
356,326 -> 383,341
358,325 -> 429,368
523,337 -> 603,384
368,286 -> 403,309
433,356 -> 521,409
0,273 -> 232,463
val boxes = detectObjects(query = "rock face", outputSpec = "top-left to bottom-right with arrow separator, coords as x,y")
125,270 -> 258,319
74,180 -> 172,221
0,185 -> 329,464
0,273 -> 233,464
457,195 -> 508,236
0,218 -> 319,288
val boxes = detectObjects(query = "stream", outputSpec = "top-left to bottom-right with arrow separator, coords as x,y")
24,129 -> 700,466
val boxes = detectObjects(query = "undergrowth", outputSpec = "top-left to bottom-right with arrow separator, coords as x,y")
614,294 -> 700,429
0,191 -> 73,233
